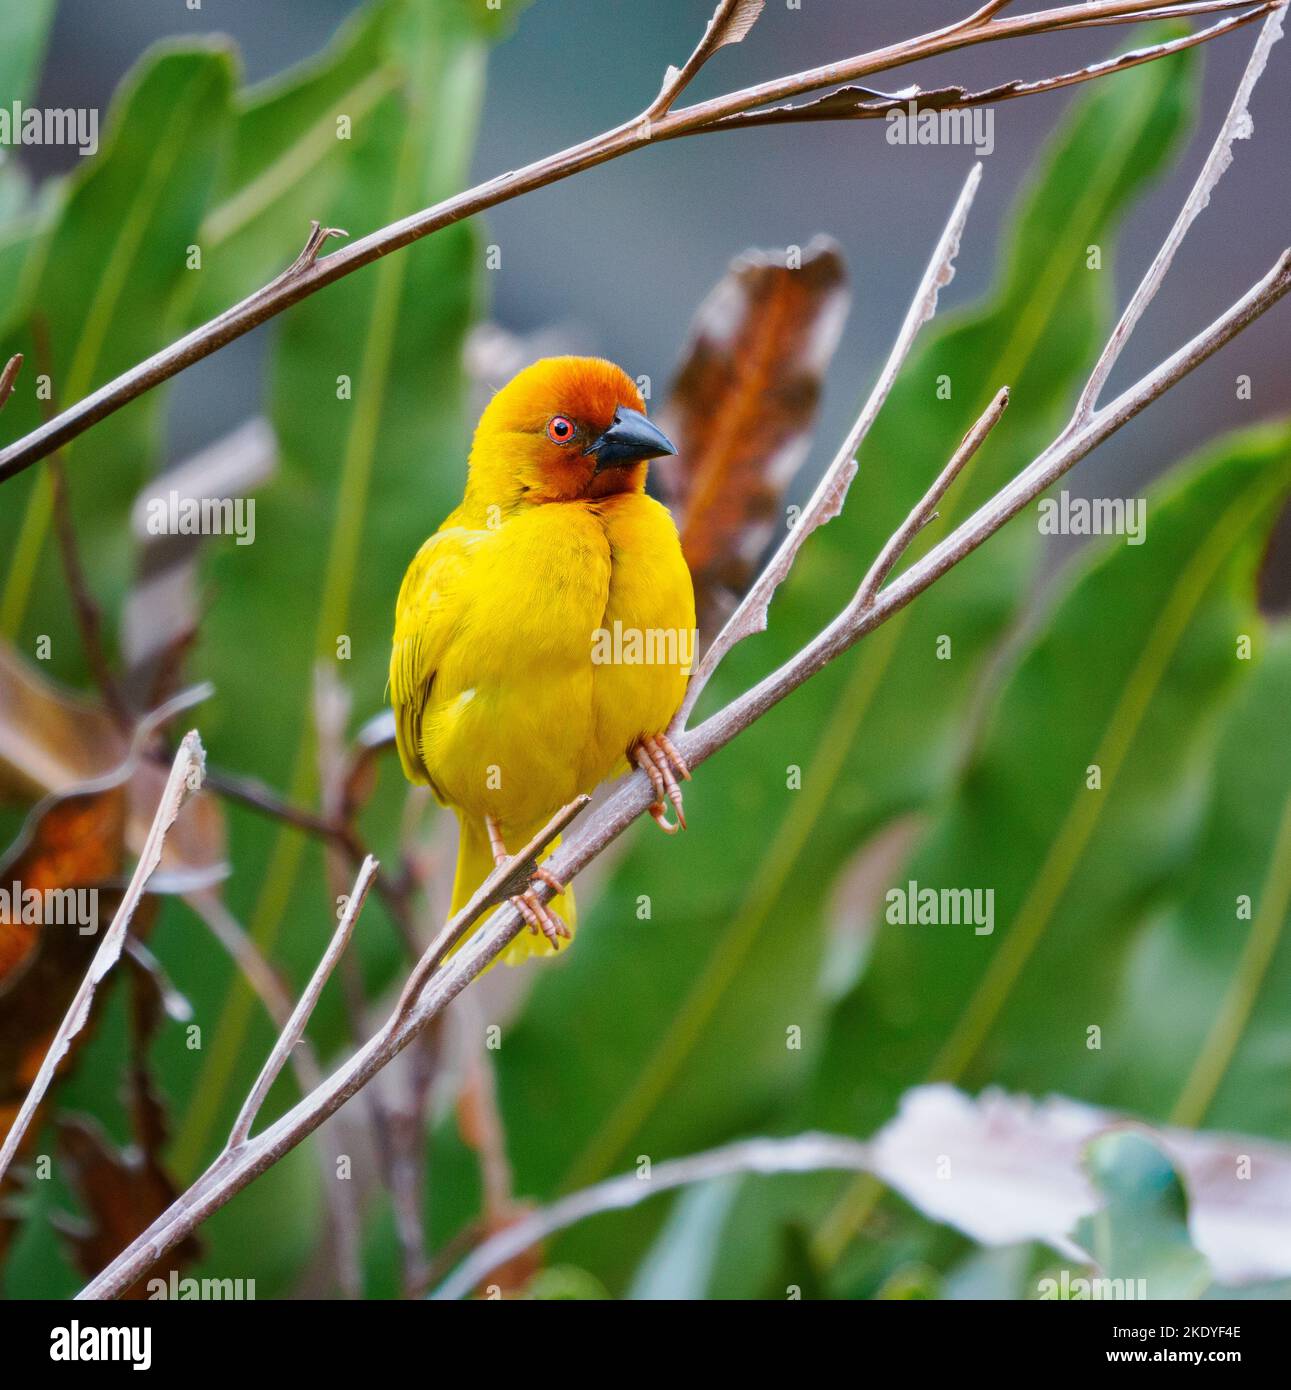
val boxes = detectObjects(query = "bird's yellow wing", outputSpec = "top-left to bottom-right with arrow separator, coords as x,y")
389,525 -> 477,793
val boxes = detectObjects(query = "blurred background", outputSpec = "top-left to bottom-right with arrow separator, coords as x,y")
2,0 -> 1290,1301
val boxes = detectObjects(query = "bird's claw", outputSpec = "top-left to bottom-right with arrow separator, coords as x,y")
533,865 -> 566,895
510,889 -> 570,949
634,733 -> 690,832
486,813 -> 571,948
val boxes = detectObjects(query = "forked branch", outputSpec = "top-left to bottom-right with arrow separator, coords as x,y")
0,0 -> 1277,483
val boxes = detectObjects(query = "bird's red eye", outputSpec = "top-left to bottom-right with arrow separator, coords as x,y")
546,415 -> 575,444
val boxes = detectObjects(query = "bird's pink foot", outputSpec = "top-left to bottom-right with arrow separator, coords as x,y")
509,888 -> 569,948
632,733 -> 691,834
485,815 -> 570,947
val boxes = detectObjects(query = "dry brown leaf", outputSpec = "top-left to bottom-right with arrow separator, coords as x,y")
656,236 -> 849,637
0,789 -> 130,1265
54,1114 -> 199,1299
0,643 -> 122,804
0,643 -> 220,1270
0,638 -> 225,880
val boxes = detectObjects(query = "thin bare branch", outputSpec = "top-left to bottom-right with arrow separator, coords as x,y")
650,0 -> 1272,136
188,888 -> 363,1299
708,250 -> 1291,751
0,353 -> 20,413
1072,5 -> 1285,424
855,387 -> 1011,612
648,0 -> 766,118
0,731 -> 205,1185
432,1132 -> 874,1301
1038,0 -> 1262,28
960,0 -> 1018,23
0,0 -> 1269,484
710,8 -> 1276,131
228,855 -> 377,1149
678,161 -> 983,726
33,317 -> 133,729
393,794 -> 591,1022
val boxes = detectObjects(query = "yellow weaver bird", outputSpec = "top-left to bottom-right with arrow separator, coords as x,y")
390,357 -> 696,965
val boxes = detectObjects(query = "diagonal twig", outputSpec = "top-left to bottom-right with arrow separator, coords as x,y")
1071,4 -> 1285,424
392,794 -> 591,1023
711,8 -> 1277,132
855,386 -> 1011,612
0,0 -> 1271,485
0,732 -> 206,1185
677,161 -> 984,726
0,354 -> 21,414
227,855 -> 377,1149
647,0 -> 767,119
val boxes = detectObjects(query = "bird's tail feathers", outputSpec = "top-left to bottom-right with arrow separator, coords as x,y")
450,815 -> 576,968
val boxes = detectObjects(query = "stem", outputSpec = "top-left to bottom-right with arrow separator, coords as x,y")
0,0 -> 1268,484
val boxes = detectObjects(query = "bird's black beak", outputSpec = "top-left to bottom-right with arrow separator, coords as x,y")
586,407 -> 676,473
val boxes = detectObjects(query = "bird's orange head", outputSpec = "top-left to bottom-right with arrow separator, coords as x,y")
465,356 -> 675,508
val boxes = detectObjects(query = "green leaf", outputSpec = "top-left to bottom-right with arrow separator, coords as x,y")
0,42 -> 235,662
521,1266 -> 610,1301
809,422 -> 1291,1256
188,0 -> 532,325
1073,1131 -> 1211,1299
1106,624 -> 1291,1138
0,0 -> 59,336
492,41 -> 1198,1291
190,0 -> 403,321
0,0 -> 54,111
169,0 -> 492,1233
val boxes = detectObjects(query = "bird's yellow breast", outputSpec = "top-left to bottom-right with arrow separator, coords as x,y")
401,491 -> 694,837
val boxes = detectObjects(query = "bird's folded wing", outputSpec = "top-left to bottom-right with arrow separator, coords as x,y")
389,525 -> 476,790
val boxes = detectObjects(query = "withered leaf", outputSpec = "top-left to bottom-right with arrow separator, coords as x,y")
54,1114 -> 199,1300
656,236 -> 849,638
0,788 -> 129,1268
0,637 -> 225,881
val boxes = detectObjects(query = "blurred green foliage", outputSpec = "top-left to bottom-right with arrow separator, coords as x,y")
0,2 -> 1288,1301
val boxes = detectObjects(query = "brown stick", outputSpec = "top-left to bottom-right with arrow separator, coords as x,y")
0,0 -> 1271,484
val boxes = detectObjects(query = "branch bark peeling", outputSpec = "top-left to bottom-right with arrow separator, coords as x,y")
0,0 -> 1276,484
69,7 -> 1291,1298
